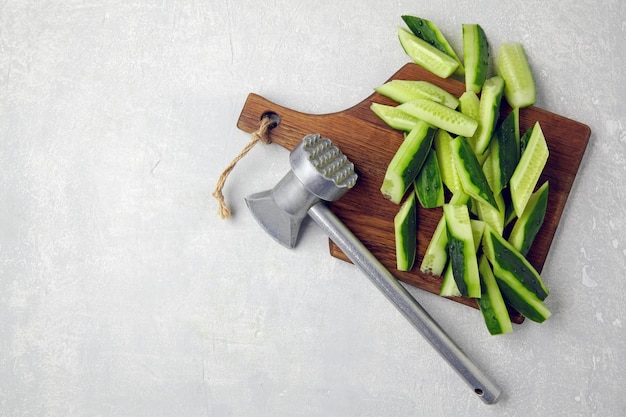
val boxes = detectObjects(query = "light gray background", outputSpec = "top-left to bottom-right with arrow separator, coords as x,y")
1,1 -> 625,416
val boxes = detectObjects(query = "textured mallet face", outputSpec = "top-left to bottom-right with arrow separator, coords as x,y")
300,133 -> 358,193
290,133 -> 358,203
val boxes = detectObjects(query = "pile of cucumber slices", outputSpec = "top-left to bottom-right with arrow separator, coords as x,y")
374,16 -> 551,335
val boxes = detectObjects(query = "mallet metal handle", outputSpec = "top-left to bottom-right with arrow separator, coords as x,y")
308,202 -> 501,404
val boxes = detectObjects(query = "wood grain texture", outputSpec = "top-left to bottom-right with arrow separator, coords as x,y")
237,63 -> 591,325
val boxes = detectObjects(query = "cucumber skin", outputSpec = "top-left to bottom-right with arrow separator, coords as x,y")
415,148 -> 444,208
485,227 -> 549,300
402,15 -> 465,75
394,192 -> 418,271
463,23 -> 489,94
509,181 -> 549,256
477,256 -> 513,335
381,122 -> 436,204
444,204 -> 480,298
491,109 -> 520,195
452,136 -> 498,209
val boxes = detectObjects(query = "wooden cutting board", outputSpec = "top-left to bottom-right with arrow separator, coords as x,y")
237,63 -> 591,324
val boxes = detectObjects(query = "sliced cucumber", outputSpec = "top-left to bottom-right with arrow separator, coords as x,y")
482,225 -> 549,301
398,27 -> 459,78
370,102 -> 420,132
458,90 -> 480,122
444,203 -> 480,298
508,181 -> 549,256
489,108 -> 520,195
415,148 -> 445,208
451,136 -> 498,209
401,15 -> 465,75
397,99 -> 478,137
375,80 -> 460,108
394,191 -> 418,271
381,121 -> 436,204
439,263 -> 461,297
462,23 -> 489,94
510,121 -> 549,217
433,129 -> 462,194
520,124 -> 533,156
474,192 -> 505,236
477,256 -> 513,335
421,213 -> 448,276
472,75 -> 504,155
497,42 -> 536,108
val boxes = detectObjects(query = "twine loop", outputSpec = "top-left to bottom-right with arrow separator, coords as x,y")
212,116 -> 275,219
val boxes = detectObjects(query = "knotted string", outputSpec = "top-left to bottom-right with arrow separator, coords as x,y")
213,116 -> 275,219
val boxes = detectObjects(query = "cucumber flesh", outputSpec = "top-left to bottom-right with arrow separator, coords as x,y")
508,181 -> 549,256
497,42 -> 536,108
402,15 -> 465,75
463,23 -> 489,94
510,121 -> 549,217
433,129 -> 462,194
370,102 -> 420,132
375,80 -> 460,108
394,191 -> 418,271
458,90 -> 480,122
472,75 -> 504,155
381,121 -> 436,204
477,256 -> 513,335
398,27 -> 459,78
444,203 -> 480,298
415,148 -> 445,208
397,99 -> 478,137
439,263 -> 462,297
421,213 -> 448,276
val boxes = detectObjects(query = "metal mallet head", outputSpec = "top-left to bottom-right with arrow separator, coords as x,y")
245,133 -> 358,248
245,133 -> 501,404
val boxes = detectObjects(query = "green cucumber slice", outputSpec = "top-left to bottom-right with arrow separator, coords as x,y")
462,23 -> 489,94
508,181 -> 549,256
433,129 -> 462,194
370,102 -> 420,132
458,90 -> 480,121
497,42 -> 536,108
415,148 -> 445,208
472,75 -> 504,155
510,121 -> 549,217
394,191 -> 418,271
451,136 -> 498,209
520,124 -> 533,156
398,27 -> 459,78
444,203 -> 480,298
482,225 -> 549,301
489,108 -> 520,195
401,15 -> 465,75
477,256 -> 513,335
494,274 -> 551,323
421,213 -> 448,276
375,80 -> 460,108
397,99 -> 478,137
439,265 -> 462,297
381,121 -> 436,204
